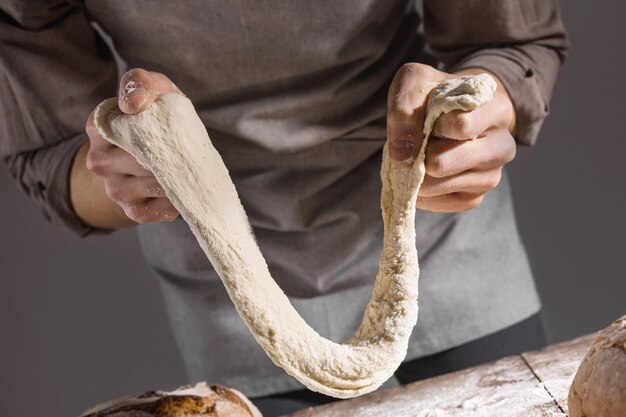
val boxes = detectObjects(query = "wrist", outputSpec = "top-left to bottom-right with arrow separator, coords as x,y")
70,141 -> 135,230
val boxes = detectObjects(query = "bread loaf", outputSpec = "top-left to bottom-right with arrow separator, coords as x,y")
568,315 -> 626,417
79,382 -> 262,417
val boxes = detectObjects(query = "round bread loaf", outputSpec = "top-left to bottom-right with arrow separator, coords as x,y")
79,382 -> 262,417
568,315 -> 626,417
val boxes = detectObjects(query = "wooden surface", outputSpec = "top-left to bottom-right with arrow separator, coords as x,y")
522,334 -> 595,414
285,334 -> 595,417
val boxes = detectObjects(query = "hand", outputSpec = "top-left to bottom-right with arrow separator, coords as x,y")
74,69 -> 183,228
387,63 -> 517,212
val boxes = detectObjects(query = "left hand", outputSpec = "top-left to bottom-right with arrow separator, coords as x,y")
387,63 -> 517,212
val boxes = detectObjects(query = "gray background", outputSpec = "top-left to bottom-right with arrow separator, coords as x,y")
1,2 -> 624,416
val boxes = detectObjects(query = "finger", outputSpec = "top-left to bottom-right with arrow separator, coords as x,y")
87,145 -> 151,177
86,106 -> 153,178
419,168 -> 502,197
123,197 -> 179,224
108,148 -> 152,177
424,128 -> 516,178
105,176 -> 167,204
85,110 -> 114,152
118,68 -> 183,114
416,192 -> 484,213
431,90 -> 513,140
387,63 -> 445,162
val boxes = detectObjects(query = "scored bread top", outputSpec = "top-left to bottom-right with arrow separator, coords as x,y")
79,382 -> 262,417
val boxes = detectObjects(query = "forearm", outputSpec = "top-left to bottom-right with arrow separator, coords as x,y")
1,2 -> 120,234
425,0 -> 569,145
70,141 -> 135,230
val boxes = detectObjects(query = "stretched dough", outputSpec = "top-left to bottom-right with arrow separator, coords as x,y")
94,74 -> 496,398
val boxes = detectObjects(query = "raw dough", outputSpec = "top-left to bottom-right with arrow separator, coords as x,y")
94,74 -> 496,398
568,315 -> 626,417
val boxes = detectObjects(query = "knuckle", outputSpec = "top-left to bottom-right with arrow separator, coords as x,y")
85,122 -> 102,143
85,112 -> 95,132
400,62 -> 431,76
488,148 -> 513,168
84,151 -> 95,171
388,97 -> 414,117
434,115 -> 452,137
105,182 -> 124,202
85,150 -> 105,174
501,94 -> 515,117
86,122 -> 107,147
492,153 -> 509,167
426,154 -> 446,177
490,132 -> 517,167
484,154 -> 503,168
506,138 -> 517,163
388,91 -> 416,117
454,112 -> 474,138
478,169 -> 502,191
389,63 -> 433,113
484,172 -> 501,190
472,195 -> 485,208
399,62 -> 418,75
460,194 -> 484,212
85,124 -> 97,140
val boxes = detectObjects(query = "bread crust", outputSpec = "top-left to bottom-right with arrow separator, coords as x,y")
79,382 -> 262,417
568,315 -> 626,417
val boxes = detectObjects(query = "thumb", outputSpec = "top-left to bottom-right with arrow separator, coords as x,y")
118,68 -> 182,114
387,64 -> 443,162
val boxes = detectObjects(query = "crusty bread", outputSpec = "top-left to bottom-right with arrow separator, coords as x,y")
568,315 -> 626,417
79,382 -> 262,417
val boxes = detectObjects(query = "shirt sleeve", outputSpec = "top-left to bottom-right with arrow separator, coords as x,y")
0,1 -> 118,235
423,0 -> 569,146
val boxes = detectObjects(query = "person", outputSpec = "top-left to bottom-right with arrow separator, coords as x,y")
0,1 -> 568,415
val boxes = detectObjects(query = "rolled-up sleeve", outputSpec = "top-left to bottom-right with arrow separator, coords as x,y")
0,1 -> 117,235
424,0 -> 569,145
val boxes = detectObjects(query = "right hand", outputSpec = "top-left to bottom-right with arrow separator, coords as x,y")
85,68 -> 183,224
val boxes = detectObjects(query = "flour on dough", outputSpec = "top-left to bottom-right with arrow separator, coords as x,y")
94,74 -> 496,398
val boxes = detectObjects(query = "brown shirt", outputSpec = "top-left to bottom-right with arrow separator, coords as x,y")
0,0 -> 568,396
